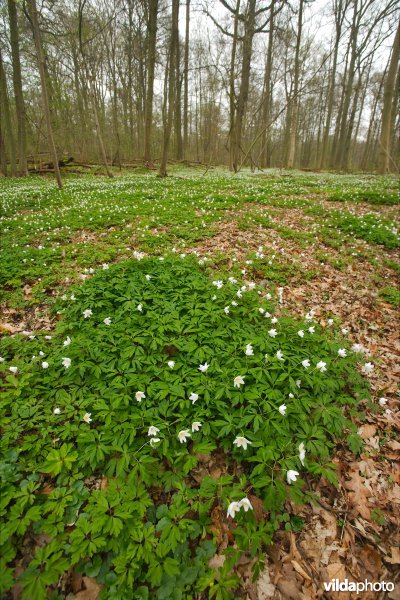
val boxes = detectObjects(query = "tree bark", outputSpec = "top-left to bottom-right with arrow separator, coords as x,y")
158,0 -> 179,177
260,0 -> 275,168
286,0 -> 304,168
8,0 -> 28,176
27,0 -> 62,188
379,20 -> 400,173
144,0 -> 159,166
0,49 -> 17,176
183,0 -> 190,157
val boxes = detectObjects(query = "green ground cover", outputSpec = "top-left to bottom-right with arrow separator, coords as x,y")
0,169 -> 398,599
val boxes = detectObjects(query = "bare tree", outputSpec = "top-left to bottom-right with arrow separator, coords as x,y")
378,19 -> 400,173
27,0 -> 62,187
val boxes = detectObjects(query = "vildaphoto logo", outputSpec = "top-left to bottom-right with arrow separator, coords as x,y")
323,579 -> 395,594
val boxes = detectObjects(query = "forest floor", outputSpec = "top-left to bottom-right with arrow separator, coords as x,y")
0,167 -> 399,600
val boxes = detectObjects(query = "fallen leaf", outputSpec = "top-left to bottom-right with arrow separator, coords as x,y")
291,560 -> 312,582
385,547 -> 400,565
75,577 -> 102,600
325,563 -> 349,600
256,566 -> 276,599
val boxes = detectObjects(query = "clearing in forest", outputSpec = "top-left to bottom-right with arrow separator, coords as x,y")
0,169 -> 399,599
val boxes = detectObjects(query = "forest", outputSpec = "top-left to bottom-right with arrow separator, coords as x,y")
0,0 -> 399,179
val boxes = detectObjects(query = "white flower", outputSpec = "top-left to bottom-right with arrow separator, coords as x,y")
145,274 -> 152,281
224,306 -> 230,314
264,311 -> 271,318
83,412 -> 92,423
352,343 -> 364,353
178,429 -> 191,443
228,277 -> 237,284
102,263 -> 109,270
342,328 -> 348,336
53,407 -> 61,414
150,437 -> 160,447
133,250 -> 145,260
191,421 -> 202,432
305,310 -> 315,321
308,326 -> 315,334
199,363 -> 209,372
83,309 -> 93,319
212,280 -> 223,289
265,293 -> 272,300
227,501 -> 241,519
239,497 -> 253,512
62,357 -> 71,368
278,404 -> 287,415
231,301 -> 237,306
287,470 -> 299,484
298,330 -> 304,338
338,348 -> 347,357
148,425 -> 160,436
259,308 -> 265,314
362,362 -> 374,375
276,350 -> 284,361
0,357 -> 4,362
271,317 -> 278,324
233,436 -> 252,450
167,360 -> 175,368
135,391 -> 146,402
296,379 -> 301,388
70,294 -> 76,301
137,304 -> 143,312
268,329 -> 277,338
234,375 -> 245,388
302,359 -> 310,369
236,290 -> 242,298
245,344 -> 253,356
189,392 -> 199,404
63,336 -> 71,346
9,366 -> 18,374
316,360 -> 327,372
327,319 -> 334,325
298,443 -> 306,466
104,317 -> 112,325
289,392 -> 294,399
39,351 -> 45,357
379,397 -> 387,406
45,335 -> 52,340
42,362 -> 49,369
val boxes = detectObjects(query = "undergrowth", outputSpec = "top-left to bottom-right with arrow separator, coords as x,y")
0,257 -> 370,599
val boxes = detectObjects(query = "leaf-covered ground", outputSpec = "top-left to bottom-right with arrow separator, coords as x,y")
0,168 -> 399,599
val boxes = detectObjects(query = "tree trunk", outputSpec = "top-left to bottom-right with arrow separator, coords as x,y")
260,0 -> 275,168
8,0 -> 28,176
232,0 -> 257,173
0,49 -> 17,176
158,0 -> 179,177
28,0 -> 62,188
144,0 -> 159,166
174,33 -> 183,160
228,0 -> 241,171
379,20 -> 400,173
286,0 -> 304,169
320,0 -> 345,169
183,0 -> 190,157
